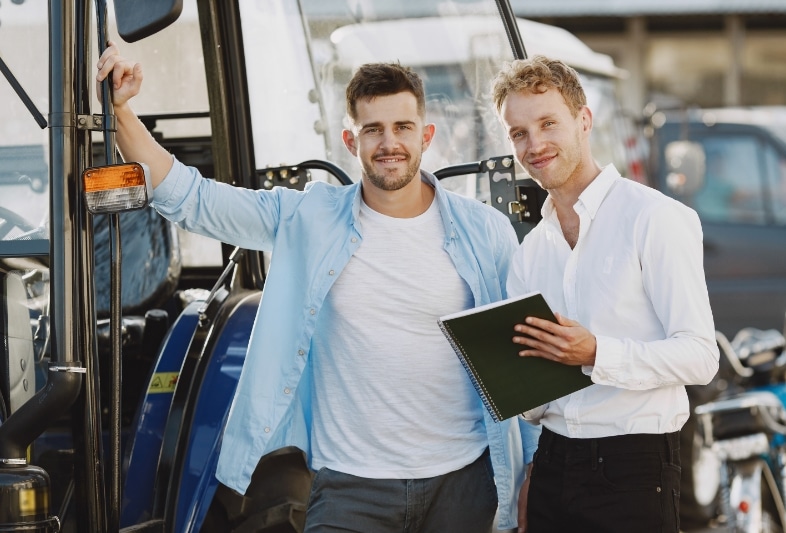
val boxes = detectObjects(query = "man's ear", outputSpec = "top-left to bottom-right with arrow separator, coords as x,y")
342,129 -> 358,156
421,123 -> 436,151
580,106 -> 593,134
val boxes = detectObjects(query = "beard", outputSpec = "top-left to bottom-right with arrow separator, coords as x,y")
362,150 -> 422,191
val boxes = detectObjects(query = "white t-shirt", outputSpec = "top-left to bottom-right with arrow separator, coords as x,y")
310,196 -> 487,478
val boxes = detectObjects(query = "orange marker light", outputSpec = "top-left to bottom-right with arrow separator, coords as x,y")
82,162 -> 151,214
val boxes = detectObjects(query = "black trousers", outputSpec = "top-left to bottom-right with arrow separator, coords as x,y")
527,427 -> 681,533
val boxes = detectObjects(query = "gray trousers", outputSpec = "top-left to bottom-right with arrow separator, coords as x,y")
303,448 -> 498,533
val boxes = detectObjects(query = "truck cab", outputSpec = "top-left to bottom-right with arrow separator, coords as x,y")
647,106 -> 786,337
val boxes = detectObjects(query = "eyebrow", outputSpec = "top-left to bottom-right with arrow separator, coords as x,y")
360,120 -> 416,130
508,113 -> 559,135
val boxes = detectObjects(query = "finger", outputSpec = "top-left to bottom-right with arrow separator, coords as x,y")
524,315 -> 562,333
513,322 -> 541,338
97,42 -> 118,70
97,55 -> 121,82
109,61 -> 140,90
130,62 -> 144,89
514,323 -> 557,344
519,348 -> 556,360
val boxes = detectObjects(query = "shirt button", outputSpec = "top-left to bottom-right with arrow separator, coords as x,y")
284,388 -> 291,394
329,270 -> 335,276
310,308 -> 316,315
264,427 -> 271,433
351,237 -> 357,243
298,349 -> 305,356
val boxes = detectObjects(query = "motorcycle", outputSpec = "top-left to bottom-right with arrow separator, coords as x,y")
694,325 -> 786,532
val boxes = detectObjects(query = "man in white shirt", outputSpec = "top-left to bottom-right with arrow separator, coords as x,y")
490,55 -> 720,533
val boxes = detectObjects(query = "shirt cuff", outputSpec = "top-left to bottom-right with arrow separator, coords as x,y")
521,404 -> 548,422
590,334 -> 625,385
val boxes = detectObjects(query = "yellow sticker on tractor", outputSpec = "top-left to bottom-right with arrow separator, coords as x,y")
149,372 -> 179,393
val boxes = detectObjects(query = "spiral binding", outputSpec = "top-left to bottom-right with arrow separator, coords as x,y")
438,319 -> 502,422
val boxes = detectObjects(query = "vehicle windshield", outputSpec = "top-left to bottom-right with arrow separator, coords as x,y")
239,0 -> 633,200
0,0 -> 632,250
0,1 -> 50,253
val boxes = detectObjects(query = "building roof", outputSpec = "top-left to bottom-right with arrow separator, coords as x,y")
510,0 -> 786,17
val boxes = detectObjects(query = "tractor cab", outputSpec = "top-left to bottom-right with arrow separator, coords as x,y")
0,1 -> 637,532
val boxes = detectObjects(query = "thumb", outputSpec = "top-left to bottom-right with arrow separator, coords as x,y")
554,312 -> 575,327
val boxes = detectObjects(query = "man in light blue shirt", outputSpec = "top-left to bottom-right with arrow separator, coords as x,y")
98,44 -> 539,532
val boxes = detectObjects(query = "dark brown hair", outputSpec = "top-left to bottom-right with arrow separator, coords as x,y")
345,62 -> 426,122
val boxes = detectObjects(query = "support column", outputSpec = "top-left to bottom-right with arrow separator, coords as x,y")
725,15 -> 744,107
622,16 -> 647,115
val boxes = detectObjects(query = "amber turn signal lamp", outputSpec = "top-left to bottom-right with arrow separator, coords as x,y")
82,162 -> 152,214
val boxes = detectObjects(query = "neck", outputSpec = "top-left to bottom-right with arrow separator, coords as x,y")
361,175 -> 435,218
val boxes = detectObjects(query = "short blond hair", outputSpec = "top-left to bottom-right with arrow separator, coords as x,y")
491,55 -> 586,116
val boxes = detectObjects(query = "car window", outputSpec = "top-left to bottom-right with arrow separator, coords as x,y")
763,143 -> 786,225
693,135 -> 767,225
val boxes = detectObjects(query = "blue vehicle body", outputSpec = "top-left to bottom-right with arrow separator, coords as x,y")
120,293 -> 261,531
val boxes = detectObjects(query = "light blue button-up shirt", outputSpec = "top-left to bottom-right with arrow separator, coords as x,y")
152,158 -> 541,530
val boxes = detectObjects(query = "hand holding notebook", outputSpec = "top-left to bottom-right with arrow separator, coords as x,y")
438,291 -> 593,422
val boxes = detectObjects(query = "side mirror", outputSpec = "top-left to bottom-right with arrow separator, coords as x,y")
114,0 -> 183,43
663,140 -> 706,197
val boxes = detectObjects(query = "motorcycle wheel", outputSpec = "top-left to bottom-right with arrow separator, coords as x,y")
679,384 -> 724,528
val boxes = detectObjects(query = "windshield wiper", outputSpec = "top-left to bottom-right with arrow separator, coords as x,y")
0,54 -> 47,129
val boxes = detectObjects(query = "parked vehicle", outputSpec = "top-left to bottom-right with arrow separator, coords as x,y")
693,325 -> 786,532
645,106 -> 786,338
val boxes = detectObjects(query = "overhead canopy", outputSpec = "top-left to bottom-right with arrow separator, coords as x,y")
509,0 -> 786,17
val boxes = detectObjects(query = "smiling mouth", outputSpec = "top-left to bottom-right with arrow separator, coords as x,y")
529,154 -> 556,169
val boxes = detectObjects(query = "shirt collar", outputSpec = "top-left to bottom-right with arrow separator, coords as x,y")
351,169 -> 455,239
423,169 -> 458,241
541,163 -> 621,221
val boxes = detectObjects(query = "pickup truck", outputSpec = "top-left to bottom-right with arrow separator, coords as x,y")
645,106 -> 786,338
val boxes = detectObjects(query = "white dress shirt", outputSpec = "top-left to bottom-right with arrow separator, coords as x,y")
507,164 -> 719,438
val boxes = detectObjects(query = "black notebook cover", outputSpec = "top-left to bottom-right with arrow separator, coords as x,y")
438,291 -> 593,422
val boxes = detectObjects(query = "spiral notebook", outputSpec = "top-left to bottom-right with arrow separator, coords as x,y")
438,291 -> 593,422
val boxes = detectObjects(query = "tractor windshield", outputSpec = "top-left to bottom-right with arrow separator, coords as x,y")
0,1 -> 50,253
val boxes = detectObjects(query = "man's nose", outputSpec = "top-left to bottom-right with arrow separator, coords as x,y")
380,129 -> 399,148
526,130 -> 545,153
